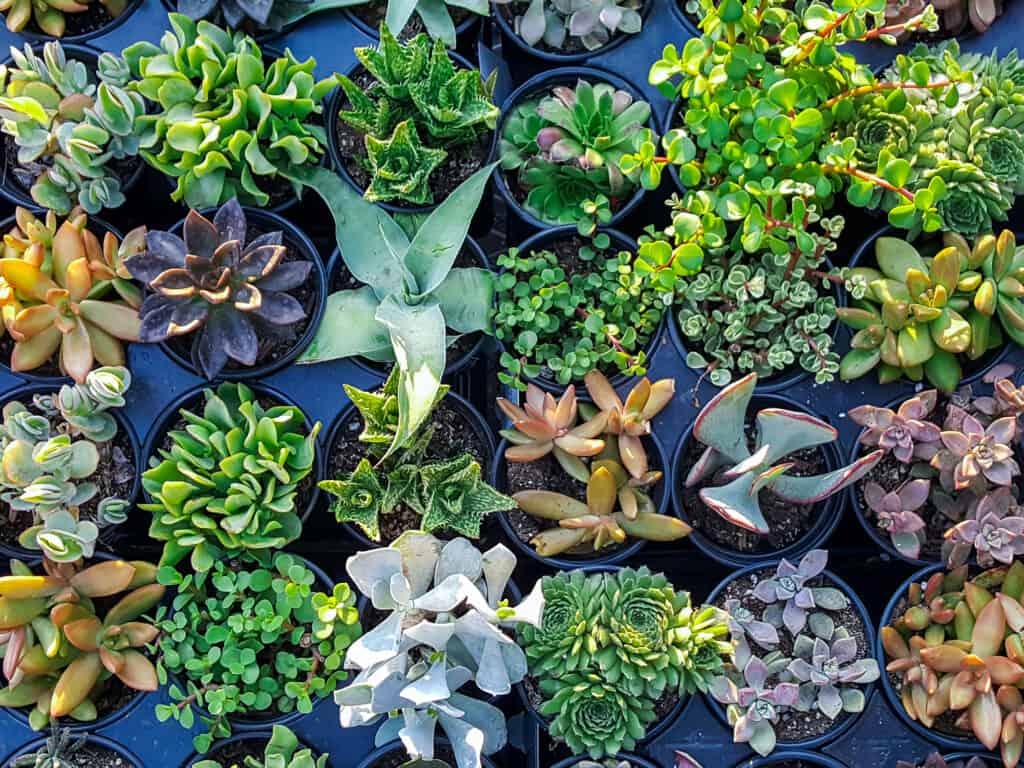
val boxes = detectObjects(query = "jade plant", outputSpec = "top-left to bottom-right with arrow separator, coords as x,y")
0,0 -> 126,38
838,230 -> 1024,391
0,366 -> 133,562
153,551 -> 361,753
141,382 -> 321,572
882,560 -> 1024,768
493,233 -> 663,391
684,372 -> 883,535
118,14 -> 334,208
0,557 -> 163,731
0,43 -> 144,215
519,567 -> 731,758
335,26 -> 498,204
294,162 -> 496,459
338,534 -> 543,768
493,0 -> 643,51
850,369 -> 1024,565
711,550 -> 880,756
0,207 -> 145,382
499,80 -> 651,232
194,724 -> 327,768
122,199 -> 312,380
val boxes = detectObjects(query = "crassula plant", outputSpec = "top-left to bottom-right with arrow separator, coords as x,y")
119,14 -> 334,208
338,534 -> 543,768
519,567 -> 731,758
839,230 -> 1023,391
0,207 -> 144,382
335,26 -> 498,205
153,551 -> 361,753
493,233 -> 663,391
0,557 -> 163,731
499,80 -> 651,232
122,199 -> 312,380
0,366 -> 133,562
0,44 -> 143,215
141,382 -> 320,572
194,725 -> 326,768
882,560 -> 1024,768
711,550 -> 880,756
493,0 -> 643,52
683,372 -> 882,536
850,367 -> 1024,565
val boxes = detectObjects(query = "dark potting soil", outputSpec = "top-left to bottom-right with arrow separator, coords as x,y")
349,1 -> 471,39
679,424 -> 827,554
330,244 -> 482,368
34,0 -> 122,37
327,398 -> 490,545
165,226 -> 318,372
333,69 -> 491,209
3,133 -> 142,202
0,333 -> 64,378
27,743 -> 132,768
198,737 -> 267,765
0,397 -> 135,549
713,569 -> 870,743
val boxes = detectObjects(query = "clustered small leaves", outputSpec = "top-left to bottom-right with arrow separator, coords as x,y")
494,234 -> 664,391
493,0 -> 643,51
519,567 -> 731,759
153,551 -> 361,753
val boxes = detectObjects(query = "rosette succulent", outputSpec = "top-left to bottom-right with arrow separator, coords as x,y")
120,15 -> 334,208
849,390 -> 942,464
0,43 -> 144,215
518,569 -> 603,677
710,651 -> 798,757
123,199 -> 311,380
751,550 -> 851,637
492,0 -> 643,51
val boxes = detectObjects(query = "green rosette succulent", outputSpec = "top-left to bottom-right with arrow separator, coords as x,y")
120,14 -> 334,208
924,159 -> 1012,239
518,569 -> 604,677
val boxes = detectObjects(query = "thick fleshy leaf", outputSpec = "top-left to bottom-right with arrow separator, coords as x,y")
298,287 -> 391,364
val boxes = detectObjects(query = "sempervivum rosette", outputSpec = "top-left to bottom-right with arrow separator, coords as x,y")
518,569 -> 603,676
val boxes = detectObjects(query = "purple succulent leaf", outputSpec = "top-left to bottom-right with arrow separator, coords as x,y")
599,4 -> 623,29
743,656 -> 769,692
236,244 -> 285,279
752,580 -> 778,603
196,323 -> 229,380
772,682 -> 799,708
249,291 -> 307,325
610,88 -> 632,115
797,549 -> 828,579
794,588 -> 815,609
732,713 -> 755,742
831,636 -> 858,664
913,442 -> 941,461
848,404 -> 893,429
252,261 -> 312,292
127,232 -> 188,283
709,675 -> 740,705
213,198 -> 246,246
245,230 -> 283,250
568,7 -> 598,35
168,300 -> 209,335
817,683 -> 843,719
787,657 -> 814,682
841,658 -> 880,683
183,209 -> 221,261
776,558 -> 799,579
747,620 -> 780,647
987,416 -> 1017,444
551,85 -> 576,109
783,601 -> 807,636
983,461 -> 1015,486
898,479 -> 931,510
549,138 -> 584,162
535,126 -> 565,151
863,481 -> 888,511
138,295 -> 179,342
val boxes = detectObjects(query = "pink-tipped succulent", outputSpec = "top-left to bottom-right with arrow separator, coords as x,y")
850,390 -> 942,463
897,753 -> 991,768
863,479 -> 929,559
709,652 -> 799,757
933,413 -> 1019,492
944,487 -> 1024,568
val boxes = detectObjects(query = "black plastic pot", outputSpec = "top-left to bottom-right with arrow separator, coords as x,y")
492,431 -> 670,569
141,381 -> 323,528
739,753 -> 850,767
0,43 -> 145,211
705,562 -> 878,755
495,225 -> 666,396
157,206 -> 327,382
324,52 -> 498,231
550,752 -> 660,768
11,0 -> 143,44
877,564 -> 988,753
670,391 -> 846,568
323,388 -> 496,549
942,753 -> 1001,766
324,235 -> 492,380
494,67 -> 654,241
8,732 -> 145,766
0,382 -> 143,561
357,739 -> 500,768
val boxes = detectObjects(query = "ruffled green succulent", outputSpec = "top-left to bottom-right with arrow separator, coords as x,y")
141,382 -> 321,572
518,569 -> 604,677
120,14 -> 333,208
0,43 -> 143,215
193,724 -> 327,768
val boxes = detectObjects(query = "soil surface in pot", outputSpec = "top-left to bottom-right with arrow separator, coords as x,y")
196,737 -> 267,766
712,569 -> 871,743
0,396 -> 135,550
3,134 -> 142,203
29,742 -> 132,768
334,68 -> 491,209
327,397 -> 490,545
165,224 -> 318,373
678,423 -> 827,554
330,244 -> 482,368
25,1 -> 123,37
496,3 -> 639,54
350,1 -> 472,39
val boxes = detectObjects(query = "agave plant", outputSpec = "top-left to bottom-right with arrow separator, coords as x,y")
684,373 -> 882,535
122,199 -> 311,380
493,0 -> 643,51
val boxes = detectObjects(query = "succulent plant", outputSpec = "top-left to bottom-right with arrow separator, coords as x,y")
969,230 -> 1024,349
518,568 -> 602,677
849,390 -> 942,464
120,15 -> 333,208
863,479 -> 930,559
338,534 -> 543,768
0,557 -> 162,730
141,382 -> 320,572
945,488 -> 1024,568
123,199 -> 311,380
499,80 -> 651,231
710,650 -> 799,757
750,550 -> 851,637
723,598 -> 779,650
154,551 -> 360,753
336,25 -> 498,205
0,43 -> 144,215
786,629 -> 880,719
933,413 -> 1019,492
896,754 -> 989,768
0,208 -> 144,383
493,0 -> 643,51
0,0 -> 126,40
193,724 -> 327,768
0,366 -> 133,563
12,721 -> 87,768
684,373 -> 882,535
173,0 -> 337,32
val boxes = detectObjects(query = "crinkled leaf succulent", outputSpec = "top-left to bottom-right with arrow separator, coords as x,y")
338,534 -> 543,768
141,382 -> 320,572
123,199 -> 311,380
193,724 -> 327,768
493,0 -> 643,51
684,373 -> 882,535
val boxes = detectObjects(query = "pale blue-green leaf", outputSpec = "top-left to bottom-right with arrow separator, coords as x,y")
432,267 -> 495,334
296,286 -> 392,363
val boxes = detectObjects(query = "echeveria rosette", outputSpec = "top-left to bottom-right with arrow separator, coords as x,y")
862,478 -> 929,560
848,390 -> 941,464
932,413 -> 1019,492
518,569 -> 604,677
751,550 -> 850,637
539,671 -> 657,760
786,634 -> 880,720
723,598 -> 779,650
492,0 -> 644,52
925,158 -> 1014,238
710,652 -> 799,758
944,487 -> 1024,568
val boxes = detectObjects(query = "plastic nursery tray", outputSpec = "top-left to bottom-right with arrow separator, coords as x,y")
0,1 -> 1022,767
